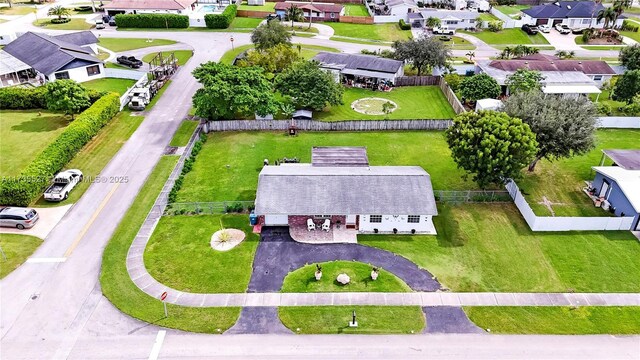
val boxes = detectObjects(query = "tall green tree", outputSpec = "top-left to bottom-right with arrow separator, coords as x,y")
597,7 -> 617,29
426,17 -> 441,28
250,20 -> 292,51
392,35 -> 451,76
505,69 -> 545,94
44,80 -> 90,119
459,73 -> 501,102
236,43 -> 301,77
47,5 -> 71,20
612,70 -> 640,104
619,44 -> 640,71
284,5 -> 304,28
445,111 -> 538,188
503,91 -> 597,171
274,60 -> 343,112
192,62 -> 278,120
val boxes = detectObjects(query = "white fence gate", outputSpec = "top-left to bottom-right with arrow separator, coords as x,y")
105,69 -> 148,110
597,117 -> 640,129
489,7 -> 524,29
506,181 -> 634,231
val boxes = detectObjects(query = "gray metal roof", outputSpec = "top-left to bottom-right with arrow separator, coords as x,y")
603,150 -> 640,170
3,32 -> 99,75
0,50 -> 30,76
313,52 -> 403,74
255,165 -> 438,215
54,31 -> 98,46
312,147 -> 369,167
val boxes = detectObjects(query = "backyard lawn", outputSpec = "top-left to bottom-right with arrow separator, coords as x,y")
589,77 -> 625,116
0,234 -> 42,279
466,307 -> 640,334
100,156 -> 242,333
97,38 -> 177,52
461,28 -> 549,45
219,43 -> 339,64
238,1 -> 276,11
174,131 -> 473,202
141,50 -> 193,65
281,261 -> 411,293
144,214 -> 259,293
279,306 -> 425,334
344,4 -> 369,16
360,203 -> 640,293
477,12 -> 499,21
169,120 -> 199,147
326,23 -> 412,43
82,77 -> 136,95
228,16 -> 263,29
33,18 -> 93,30
494,5 -> 530,16
316,86 -> 456,121
0,110 -> 68,176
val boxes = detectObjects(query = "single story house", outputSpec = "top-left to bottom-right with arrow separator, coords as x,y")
255,147 -> 438,236
379,0 -> 418,16
312,52 -> 404,86
53,31 -> 100,54
103,0 -> 198,15
3,32 -> 104,85
274,2 -> 344,22
591,150 -> 640,231
0,50 -> 37,88
413,9 -> 480,29
522,1 -> 625,29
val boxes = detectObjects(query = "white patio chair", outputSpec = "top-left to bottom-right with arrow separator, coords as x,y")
322,218 -> 330,232
307,218 -> 316,231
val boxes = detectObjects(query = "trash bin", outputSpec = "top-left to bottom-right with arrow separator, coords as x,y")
249,212 -> 258,226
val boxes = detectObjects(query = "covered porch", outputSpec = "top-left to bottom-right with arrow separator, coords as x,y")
288,215 -> 358,244
0,51 -> 40,88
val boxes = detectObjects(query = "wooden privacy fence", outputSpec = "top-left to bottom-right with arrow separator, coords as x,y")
237,10 -> 271,18
439,78 -> 466,115
339,16 -> 374,24
395,76 -> 441,86
205,119 -> 452,132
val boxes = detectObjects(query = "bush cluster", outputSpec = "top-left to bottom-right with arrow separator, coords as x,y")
0,86 -> 105,110
496,0 -> 516,5
114,13 -> 189,28
622,20 -> 639,32
51,18 -> 72,24
0,93 -> 120,206
488,20 -> 503,32
398,19 -> 411,30
168,133 -> 206,204
204,5 -> 237,29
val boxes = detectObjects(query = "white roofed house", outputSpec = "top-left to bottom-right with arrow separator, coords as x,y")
412,9 -> 480,29
254,147 -> 438,243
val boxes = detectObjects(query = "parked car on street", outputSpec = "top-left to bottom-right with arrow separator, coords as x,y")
555,24 -> 571,34
538,24 -> 551,33
433,26 -> 455,35
0,207 -> 39,230
521,24 -> 539,35
95,20 -> 105,30
117,56 -> 143,69
43,169 -> 83,202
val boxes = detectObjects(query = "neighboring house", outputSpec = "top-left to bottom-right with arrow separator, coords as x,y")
412,9 -> 480,29
254,147 -> 438,236
591,150 -> 640,231
522,1 -> 625,29
3,32 -> 104,84
247,0 -> 265,4
0,32 -> 18,46
103,0 -> 198,15
312,52 -> 404,86
53,31 -> 100,55
476,54 -> 616,95
274,1 -> 344,22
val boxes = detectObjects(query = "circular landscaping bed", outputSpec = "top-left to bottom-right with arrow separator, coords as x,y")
281,260 -> 411,292
351,98 -> 398,116
210,228 -> 245,251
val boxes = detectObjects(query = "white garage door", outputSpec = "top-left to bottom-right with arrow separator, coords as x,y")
264,214 -> 289,226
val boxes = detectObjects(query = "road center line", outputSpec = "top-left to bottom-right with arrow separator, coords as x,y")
148,330 -> 166,360
64,183 -> 120,257
26,257 -> 67,263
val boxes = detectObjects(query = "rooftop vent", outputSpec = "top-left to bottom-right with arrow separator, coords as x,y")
567,5 -> 571,9
554,2 -> 560,6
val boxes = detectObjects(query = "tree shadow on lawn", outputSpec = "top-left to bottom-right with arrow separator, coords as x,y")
11,115 -> 67,133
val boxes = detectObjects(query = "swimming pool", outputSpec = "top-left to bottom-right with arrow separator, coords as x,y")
198,5 -> 220,13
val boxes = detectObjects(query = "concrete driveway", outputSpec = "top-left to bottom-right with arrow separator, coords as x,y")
0,204 -> 72,240
540,29 -> 582,51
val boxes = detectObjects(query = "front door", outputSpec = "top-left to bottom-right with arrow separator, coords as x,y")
599,181 -> 610,198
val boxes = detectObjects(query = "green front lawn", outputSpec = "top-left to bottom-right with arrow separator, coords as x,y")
466,307 -> 640,334
461,28 -> 549,45
175,131 -> 473,202
361,203 -> 640,293
281,261 -> 411,293
169,120 -> 199,147
144,214 -> 259,293
279,306 -> 425,334
100,156 -> 241,333
238,1 -> 276,11
344,4 -> 369,16
477,13 -> 499,21
316,86 -> 456,121
0,234 -> 42,279
326,23 -> 412,43
229,16 -> 263,29
98,37 -> 177,52
621,30 -> 640,42
82,78 -> 136,95
219,43 -> 339,64
0,5 -> 36,15
33,18 -> 93,30
494,5 -> 530,16
0,110 -> 68,177
141,50 -> 193,66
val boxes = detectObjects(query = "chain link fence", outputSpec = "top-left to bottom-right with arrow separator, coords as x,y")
164,201 -> 255,216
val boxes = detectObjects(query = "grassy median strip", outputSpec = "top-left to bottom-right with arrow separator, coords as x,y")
466,306 -> 640,334
279,306 -> 425,334
0,234 -> 42,279
100,156 -> 240,333
169,120 -> 199,147
98,38 -> 177,52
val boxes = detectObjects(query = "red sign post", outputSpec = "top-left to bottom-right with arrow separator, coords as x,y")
161,292 -> 168,317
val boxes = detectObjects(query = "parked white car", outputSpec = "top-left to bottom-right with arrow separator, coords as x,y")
538,24 -> 551,33
555,24 -> 571,34
433,26 -> 456,35
43,169 -> 83,202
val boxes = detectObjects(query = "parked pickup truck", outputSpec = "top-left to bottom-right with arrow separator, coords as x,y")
43,169 -> 83,202
117,56 -> 143,69
432,26 -> 455,35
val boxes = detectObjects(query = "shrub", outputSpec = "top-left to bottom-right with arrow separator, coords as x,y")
622,19 -> 639,32
0,93 -> 120,206
398,19 -> 411,30
595,102 -> 612,116
444,73 -> 463,92
167,133 -> 206,204
114,13 -> 189,28
488,20 -> 503,32
51,18 -> 71,24
74,6 -> 93,11
205,4 -> 237,29
0,87 -> 47,109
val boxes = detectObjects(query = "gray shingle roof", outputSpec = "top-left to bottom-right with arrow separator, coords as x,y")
603,150 -> 640,170
54,31 -> 98,46
523,1 -> 604,19
3,32 -> 99,75
313,52 -> 403,74
312,147 -> 369,167
255,165 -> 438,215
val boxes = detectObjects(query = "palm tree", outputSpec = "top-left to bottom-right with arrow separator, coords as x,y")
597,7 -> 617,29
612,0 -> 631,26
465,51 -> 475,62
47,5 -> 70,20
426,16 -> 441,29
566,50 -> 576,59
285,5 -> 304,29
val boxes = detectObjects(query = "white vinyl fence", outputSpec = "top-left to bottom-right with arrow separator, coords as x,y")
597,117 -> 640,129
104,69 -> 148,110
506,181 -> 634,231
489,7 -> 524,29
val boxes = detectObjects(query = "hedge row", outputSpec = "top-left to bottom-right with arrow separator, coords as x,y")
114,13 -> 189,28
398,19 -> 411,30
0,93 -> 120,206
0,86 -> 105,110
204,4 -> 237,29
